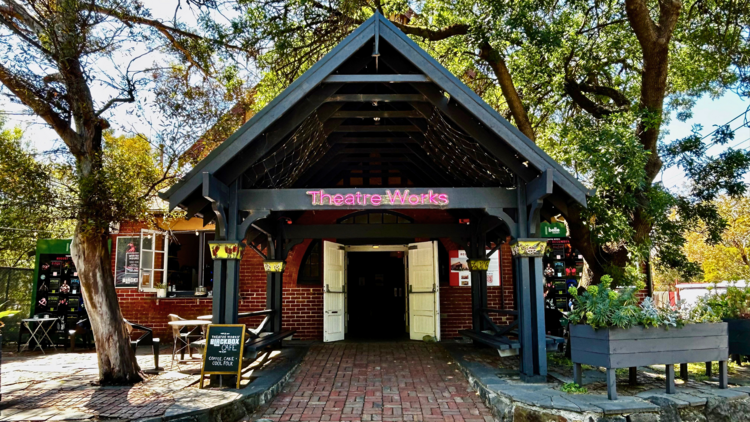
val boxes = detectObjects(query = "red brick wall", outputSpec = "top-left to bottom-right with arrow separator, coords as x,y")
110,211 -> 518,341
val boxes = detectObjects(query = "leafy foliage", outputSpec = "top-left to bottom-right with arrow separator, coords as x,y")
565,275 -> 720,329
230,0 -> 750,286
0,120 -> 73,268
682,195 -> 750,282
565,275 -> 643,329
560,382 -> 588,394
694,284 -> 750,320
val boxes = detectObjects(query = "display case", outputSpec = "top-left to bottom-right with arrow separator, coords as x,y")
31,239 -> 91,347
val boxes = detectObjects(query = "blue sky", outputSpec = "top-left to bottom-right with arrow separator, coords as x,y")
658,93 -> 750,192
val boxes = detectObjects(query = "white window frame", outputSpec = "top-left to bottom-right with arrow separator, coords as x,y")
139,229 -> 168,292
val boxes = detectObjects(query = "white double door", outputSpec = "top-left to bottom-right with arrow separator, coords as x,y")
322,240 -> 440,342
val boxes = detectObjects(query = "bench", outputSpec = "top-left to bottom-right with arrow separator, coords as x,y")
459,329 -> 520,350
244,330 -> 296,360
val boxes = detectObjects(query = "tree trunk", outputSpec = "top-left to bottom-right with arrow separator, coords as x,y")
71,227 -> 142,384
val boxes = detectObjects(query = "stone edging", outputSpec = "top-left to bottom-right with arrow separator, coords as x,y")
442,343 -> 750,422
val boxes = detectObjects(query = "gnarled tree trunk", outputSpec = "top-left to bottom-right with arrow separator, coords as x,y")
71,228 -> 142,384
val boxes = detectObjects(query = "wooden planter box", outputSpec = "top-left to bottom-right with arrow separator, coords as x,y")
570,323 -> 729,400
725,318 -> 750,357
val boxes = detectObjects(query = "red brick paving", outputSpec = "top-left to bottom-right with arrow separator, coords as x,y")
249,342 -> 497,422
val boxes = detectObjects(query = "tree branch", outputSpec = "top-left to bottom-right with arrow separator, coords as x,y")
391,21 -> 470,41
479,42 -> 536,142
625,0 -> 658,53
0,62 -> 80,152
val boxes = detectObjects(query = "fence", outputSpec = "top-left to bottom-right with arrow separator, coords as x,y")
0,267 -> 34,344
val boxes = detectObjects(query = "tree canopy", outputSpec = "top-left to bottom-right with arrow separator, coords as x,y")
230,0 -> 750,285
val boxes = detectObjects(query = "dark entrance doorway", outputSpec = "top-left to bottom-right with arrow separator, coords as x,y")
347,252 -> 406,339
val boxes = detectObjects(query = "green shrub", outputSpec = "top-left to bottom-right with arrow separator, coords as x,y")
564,275 -> 721,329
561,382 -> 588,394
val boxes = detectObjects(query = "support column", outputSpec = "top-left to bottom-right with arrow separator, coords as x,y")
470,232 -> 488,332
212,258 -> 226,324
516,180 -> 547,383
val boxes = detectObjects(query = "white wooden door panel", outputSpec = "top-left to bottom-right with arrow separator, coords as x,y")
323,241 -> 346,342
408,241 -> 440,341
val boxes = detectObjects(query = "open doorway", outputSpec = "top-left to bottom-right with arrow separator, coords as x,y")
346,251 -> 407,340
323,241 -> 440,342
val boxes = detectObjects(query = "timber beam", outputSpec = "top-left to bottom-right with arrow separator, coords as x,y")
237,187 -> 517,211
333,125 -> 422,132
326,94 -> 426,102
332,110 -> 423,118
282,223 -> 472,239
324,74 -> 430,83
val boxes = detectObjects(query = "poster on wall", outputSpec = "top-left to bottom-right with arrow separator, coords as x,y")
449,250 -> 501,287
115,236 -> 140,288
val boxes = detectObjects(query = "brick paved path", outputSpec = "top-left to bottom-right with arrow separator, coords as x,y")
249,342 -> 498,422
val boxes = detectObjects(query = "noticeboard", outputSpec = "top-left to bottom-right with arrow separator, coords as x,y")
115,236 -> 140,288
200,324 -> 246,389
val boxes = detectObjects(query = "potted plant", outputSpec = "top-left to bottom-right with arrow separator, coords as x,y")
154,283 -> 168,298
693,283 -> 750,363
565,276 -> 728,400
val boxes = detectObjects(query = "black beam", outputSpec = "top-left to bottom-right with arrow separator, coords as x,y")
333,125 -> 421,132
526,169 -> 554,205
332,110 -> 423,118
339,148 -> 412,154
342,157 -> 411,163
333,137 -> 417,144
326,94 -> 426,102
237,187 -> 517,210
324,74 -> 430,83
282,224 -> 471,239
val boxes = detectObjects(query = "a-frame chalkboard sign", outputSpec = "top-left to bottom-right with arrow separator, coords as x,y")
200,324 -> 246,389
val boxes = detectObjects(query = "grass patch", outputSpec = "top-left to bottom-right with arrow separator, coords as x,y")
561,382 -> 588,394
547,352 -> 572,367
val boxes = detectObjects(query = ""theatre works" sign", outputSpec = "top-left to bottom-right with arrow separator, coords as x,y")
306,189 -> 449,207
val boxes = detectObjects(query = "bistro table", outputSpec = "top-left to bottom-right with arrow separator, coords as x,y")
168,319 -> 210,365
20,317 -> 59,354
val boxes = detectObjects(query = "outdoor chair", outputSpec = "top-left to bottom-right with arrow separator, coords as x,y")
124,318 -> 161,372
168,314 -> 203,368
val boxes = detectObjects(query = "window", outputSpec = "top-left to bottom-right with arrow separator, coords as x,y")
297,240 -> 322,285
163,231 -> 215,294
139,230 -> 168,291
337,211 -> 413,225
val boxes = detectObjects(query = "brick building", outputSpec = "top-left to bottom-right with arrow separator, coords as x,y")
112,210 -> 515,342
147,13 -> 592,382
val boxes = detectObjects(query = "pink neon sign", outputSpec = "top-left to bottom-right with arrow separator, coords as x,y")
306,190 -> 449,207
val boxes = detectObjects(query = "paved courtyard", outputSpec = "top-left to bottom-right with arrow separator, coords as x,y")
248,342 -> 497,422
0,345 -> 296,421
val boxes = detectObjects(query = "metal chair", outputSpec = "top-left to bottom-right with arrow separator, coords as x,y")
168,314 -> 203,368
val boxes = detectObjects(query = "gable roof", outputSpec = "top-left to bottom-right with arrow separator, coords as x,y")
161,12 -> 589,212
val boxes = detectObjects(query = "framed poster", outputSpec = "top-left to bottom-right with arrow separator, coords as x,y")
115,236 -> 140,288
449,250 -> 501,287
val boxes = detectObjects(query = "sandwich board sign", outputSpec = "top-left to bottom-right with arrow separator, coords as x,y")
200,324 -> 246,388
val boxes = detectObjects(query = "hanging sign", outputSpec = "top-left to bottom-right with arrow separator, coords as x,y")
115,236 -> 140,288
306,189 -> 449,207
449,250 -> 501,287
200,324 -> 246,389
510,239 -> 549,257
208,241 -> 244,260
541,221 -> 567,238
263,260 -> 286,273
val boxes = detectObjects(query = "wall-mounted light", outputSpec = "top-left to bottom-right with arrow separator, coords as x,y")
373,245 -> 379,249
195,230 -> 199,236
